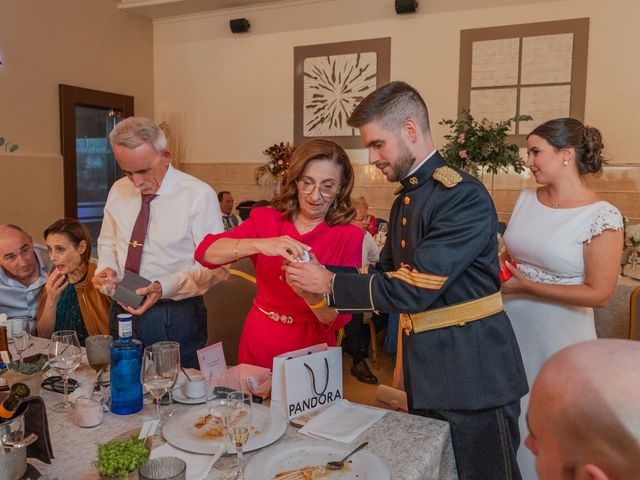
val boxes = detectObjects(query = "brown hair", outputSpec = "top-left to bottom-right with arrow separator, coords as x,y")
347,81 -> 430,134
528,118 -> 605,175
43,218 -> 92,263
271,139 -> 356,226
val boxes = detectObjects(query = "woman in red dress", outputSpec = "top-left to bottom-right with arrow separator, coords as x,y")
195,139 -> 363,369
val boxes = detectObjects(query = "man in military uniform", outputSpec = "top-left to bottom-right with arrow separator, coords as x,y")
286,81 -> 528,479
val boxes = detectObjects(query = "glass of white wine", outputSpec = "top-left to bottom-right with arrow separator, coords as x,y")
227,388 -> 252,480
49,330 -> 82,412
141,344 -> 179,430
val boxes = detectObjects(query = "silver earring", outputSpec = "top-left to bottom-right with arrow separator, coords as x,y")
563,159 -> 569,166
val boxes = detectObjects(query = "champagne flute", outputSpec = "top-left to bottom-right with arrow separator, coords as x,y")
153,341 -> 180,417
141,344 -> 179,430
227,384 -> 252,480
85,334 -> 112,385
10,317 -> 31,365
49,330 -> 82,412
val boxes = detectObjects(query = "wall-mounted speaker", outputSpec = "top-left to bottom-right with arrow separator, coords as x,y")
395,0 -> 418,14
230,18 -> 250,33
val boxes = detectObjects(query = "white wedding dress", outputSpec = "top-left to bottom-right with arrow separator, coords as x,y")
503,188 -> 623,480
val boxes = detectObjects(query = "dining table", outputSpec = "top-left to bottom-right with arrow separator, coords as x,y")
15,336 -> 459,480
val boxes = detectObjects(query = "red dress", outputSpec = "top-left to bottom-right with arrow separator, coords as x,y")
195,207 -> 364,369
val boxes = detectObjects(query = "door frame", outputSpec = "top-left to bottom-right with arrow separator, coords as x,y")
59,85 -> 134,218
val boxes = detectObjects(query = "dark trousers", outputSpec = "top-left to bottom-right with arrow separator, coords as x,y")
109,296 -> 207,368
413,401 -> 522,480
342,313 -> 369,363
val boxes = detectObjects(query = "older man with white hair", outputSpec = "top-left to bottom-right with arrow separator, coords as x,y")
92,117 -> 227,367
526,339 -> 640,480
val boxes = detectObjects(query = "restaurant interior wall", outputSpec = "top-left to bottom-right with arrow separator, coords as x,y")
0,0 -> 154,238
154,0 -> 640,222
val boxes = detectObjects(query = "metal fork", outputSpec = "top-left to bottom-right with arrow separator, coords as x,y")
274,466 -> 325,480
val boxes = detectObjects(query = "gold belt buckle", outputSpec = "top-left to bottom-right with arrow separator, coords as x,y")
400,314 -> 413,336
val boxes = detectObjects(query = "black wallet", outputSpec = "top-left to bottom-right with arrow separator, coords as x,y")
113,270 -> 152,309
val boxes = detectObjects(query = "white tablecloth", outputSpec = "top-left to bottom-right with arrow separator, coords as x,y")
20,337 -> 458,480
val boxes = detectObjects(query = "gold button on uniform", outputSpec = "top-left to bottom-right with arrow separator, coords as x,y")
404,196 -> 410,205
401,240 -> 406,248
402,217 -> 407,226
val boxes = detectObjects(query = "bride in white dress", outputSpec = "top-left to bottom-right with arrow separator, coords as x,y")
501,118 -> 624,480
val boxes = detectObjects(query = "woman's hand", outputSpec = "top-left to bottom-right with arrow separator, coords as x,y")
256,235 -> 310,262
500,261 -> 531,295
45,270 -> 68,304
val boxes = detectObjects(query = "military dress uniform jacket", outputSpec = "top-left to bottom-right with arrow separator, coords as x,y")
331,152 -> 528,411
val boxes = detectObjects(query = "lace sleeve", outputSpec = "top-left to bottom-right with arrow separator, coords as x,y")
585,204 -> 623,243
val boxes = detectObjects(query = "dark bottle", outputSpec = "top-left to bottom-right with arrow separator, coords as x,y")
109,314 -> 143,415
0,326 -> 12,363
0,382 -> 30,421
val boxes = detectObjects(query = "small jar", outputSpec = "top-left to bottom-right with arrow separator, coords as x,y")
75,395 -> 104,428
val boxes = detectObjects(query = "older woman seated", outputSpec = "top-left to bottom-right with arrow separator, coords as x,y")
36,218 -> 109,344
195,139 -> 364,369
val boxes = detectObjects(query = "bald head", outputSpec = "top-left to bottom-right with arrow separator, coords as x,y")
0,224 -> 40,286
528,340 -> 640,479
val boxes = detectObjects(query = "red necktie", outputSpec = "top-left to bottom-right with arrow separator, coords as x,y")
124,194 -> 157,274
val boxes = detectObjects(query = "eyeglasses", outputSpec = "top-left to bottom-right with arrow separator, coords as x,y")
297,178 -> 340,200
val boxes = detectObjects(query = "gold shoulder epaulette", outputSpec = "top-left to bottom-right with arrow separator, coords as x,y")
432,166 -> 462,188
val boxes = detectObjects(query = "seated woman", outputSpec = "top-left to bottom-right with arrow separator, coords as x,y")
36,218 -> 109,344
195,139 -> 364,369
351,196 -> 378,236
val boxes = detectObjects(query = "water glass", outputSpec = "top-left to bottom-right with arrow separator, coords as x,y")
85,334 -> 112,384
207,371 -> 232,428
10,317 -> 31,365
49,330 -> 82,412
153,341 -> 180,416
138,456 -> 186,480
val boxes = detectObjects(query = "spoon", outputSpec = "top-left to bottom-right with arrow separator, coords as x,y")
181,366 -> 194,382
326,441 -> 368,470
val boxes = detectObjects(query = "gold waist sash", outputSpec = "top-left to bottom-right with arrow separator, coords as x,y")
401,292 -> 504,335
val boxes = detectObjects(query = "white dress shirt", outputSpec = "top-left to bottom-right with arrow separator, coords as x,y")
97,165 -> 228,300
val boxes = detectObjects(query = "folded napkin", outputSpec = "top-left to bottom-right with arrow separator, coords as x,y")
150,442 -> 224,480
299,399 -> 387,443
25,396 -> 55,464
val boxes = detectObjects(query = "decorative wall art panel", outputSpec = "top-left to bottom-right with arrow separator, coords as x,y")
294,38 -> 391,149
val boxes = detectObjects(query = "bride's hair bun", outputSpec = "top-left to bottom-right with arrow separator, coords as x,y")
529,118 -> 606,175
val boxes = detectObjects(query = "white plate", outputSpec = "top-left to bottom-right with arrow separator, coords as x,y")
172,387 -> 206,405
162,403 -> 287,455
245,441 -> 391,480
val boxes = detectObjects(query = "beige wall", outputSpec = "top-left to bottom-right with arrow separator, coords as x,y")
154,0 -> 640,220
0,0 -> 154,239
154,0 -> 640,167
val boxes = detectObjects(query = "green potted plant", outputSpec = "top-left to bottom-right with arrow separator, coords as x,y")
93,437 -> 150,479
439,111 -> 532,177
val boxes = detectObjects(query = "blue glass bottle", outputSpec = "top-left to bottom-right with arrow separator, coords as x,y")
110,313 -> 143,415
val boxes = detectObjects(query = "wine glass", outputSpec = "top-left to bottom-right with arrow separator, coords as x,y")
207,370 -> 232,429
10,317 -> 31,365
227,384 -> 252,479
141,344 -> 179,430
85,334 -> 112,385
49,330 -> 82,412
153,341 -> 180,417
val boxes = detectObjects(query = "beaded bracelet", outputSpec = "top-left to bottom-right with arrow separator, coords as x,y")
233,239 -> 241,261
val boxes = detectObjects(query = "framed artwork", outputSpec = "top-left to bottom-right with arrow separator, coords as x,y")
294,37 -> 391,149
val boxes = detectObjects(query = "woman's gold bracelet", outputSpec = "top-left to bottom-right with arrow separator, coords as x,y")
233,239 -> 241,261
307,296 -> 328,310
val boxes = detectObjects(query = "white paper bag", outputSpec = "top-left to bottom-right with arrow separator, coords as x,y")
271,343 -> 343,419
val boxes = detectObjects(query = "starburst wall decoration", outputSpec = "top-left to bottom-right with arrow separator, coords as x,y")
294,38 -> 391,149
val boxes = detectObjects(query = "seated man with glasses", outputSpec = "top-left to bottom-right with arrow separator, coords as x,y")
195,139 -> 364,369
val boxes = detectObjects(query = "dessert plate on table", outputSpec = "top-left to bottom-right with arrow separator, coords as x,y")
162,403 -> 287,455
244,441 -> 391,479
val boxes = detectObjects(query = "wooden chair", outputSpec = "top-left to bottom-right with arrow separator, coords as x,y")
629,285 -> 640,340
204,258 -> 257,365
